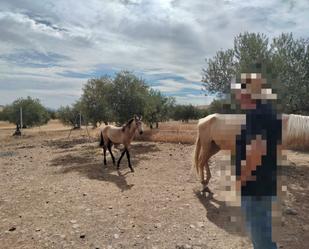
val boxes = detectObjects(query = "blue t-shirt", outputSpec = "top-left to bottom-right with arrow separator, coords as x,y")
236,101 -> 282,196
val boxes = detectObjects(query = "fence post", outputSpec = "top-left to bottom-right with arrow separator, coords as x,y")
20,107 -> 23,130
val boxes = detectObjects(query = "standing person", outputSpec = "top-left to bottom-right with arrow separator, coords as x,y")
231,71 -> 281,249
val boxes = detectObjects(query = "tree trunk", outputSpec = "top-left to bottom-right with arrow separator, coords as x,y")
13,123 -> 21,136
156,122 -> 159,128
150,123 -> 153,129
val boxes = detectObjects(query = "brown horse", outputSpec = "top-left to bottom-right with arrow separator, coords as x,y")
99,115 -> 143,172
193,113 -> 309,192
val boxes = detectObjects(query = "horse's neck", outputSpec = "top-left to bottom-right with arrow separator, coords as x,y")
123,124 -> 136,141
128,126 -> 136,138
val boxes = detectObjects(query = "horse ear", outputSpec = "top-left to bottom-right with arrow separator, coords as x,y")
133,114 -> 137,120
139,115 -> 142,121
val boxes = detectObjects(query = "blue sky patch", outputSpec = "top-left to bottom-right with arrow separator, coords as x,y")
0,50 -> 71,68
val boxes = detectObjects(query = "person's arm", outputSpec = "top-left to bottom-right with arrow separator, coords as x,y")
236,135 -> 267,188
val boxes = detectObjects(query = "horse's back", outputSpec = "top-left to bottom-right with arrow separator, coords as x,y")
197,113 -> 245,151
102,125 -> 123,144
196,113 -> 309,154
197,113 -> 218,130
196,114 -> 219,146
197,113 -> 244,129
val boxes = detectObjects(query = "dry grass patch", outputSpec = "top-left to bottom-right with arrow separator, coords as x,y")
136,121 -> 197,144
0,120 -> 198,145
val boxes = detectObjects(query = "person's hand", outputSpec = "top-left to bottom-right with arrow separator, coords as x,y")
241,135 -> 267,185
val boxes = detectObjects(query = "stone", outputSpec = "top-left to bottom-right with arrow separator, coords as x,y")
154,223 -> 162,228
197,222 -> 204,228
302,224 -> 309,231
284,207 -> 298,215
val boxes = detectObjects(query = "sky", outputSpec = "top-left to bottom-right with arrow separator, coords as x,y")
0,0 -> 309,109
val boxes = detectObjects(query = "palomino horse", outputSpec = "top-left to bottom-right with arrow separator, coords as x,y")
193,113 -> 309,192
99,115 -> 143,172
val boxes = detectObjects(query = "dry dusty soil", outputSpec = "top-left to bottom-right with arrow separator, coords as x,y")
0,131 -> 309,249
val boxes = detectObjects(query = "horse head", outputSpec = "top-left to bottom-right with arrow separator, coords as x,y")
134,115 -> 144,135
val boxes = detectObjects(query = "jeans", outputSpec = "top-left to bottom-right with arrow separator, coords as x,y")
241,196 -> 277,249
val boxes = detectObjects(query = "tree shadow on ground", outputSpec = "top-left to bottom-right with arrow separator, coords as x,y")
44,137 -> 96,149
50,143 -> 160,192
195,190 -> 247,237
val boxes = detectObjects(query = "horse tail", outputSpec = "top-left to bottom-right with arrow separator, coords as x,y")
193,135 -> 202,177
99,131 -> 104,147
193,126 -> 211,182
286,114 -> 309,149
192,114 -> 216,182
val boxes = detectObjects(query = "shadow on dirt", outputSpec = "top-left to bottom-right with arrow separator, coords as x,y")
195,162 -> 309,241
279,163 -> 309,247
195,191 -> 247,237
280,163 -> 309,183
278,163 -> 309,206
44,137 -> 96,149
280,163 -> 309,214
50,142 -> 160,191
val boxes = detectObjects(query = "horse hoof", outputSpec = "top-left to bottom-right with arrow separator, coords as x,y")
202,186 -> 212,194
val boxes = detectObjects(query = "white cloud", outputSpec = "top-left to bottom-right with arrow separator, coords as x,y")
0,0 -> 309,108
152,79 -> 202,93
175,94 -> 214,106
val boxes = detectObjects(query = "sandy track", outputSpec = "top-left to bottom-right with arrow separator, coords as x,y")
0,133 -> 308,249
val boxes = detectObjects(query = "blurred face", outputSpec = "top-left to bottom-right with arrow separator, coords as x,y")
232,73 -> 264,110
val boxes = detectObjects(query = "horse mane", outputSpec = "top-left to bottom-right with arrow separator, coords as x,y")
286,114 -> 309,149
122,118 -> 134,132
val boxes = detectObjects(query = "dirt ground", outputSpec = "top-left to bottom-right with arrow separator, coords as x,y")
0,127 -> 308,249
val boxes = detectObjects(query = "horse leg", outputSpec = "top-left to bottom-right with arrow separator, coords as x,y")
103,146 -> 107,166
107,141 -> 115,165
198,159 -> 212,194
117,149 -> 126,170
203,161 -> 212,192
198,155 -> 209,192
202,142 -> 220,193
125,149 -> 134,172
